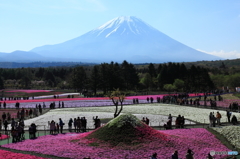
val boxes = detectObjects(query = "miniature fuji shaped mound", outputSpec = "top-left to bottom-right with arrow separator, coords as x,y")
84,113 -> 168,147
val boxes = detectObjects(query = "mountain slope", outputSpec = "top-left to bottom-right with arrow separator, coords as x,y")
31,16 -> 222,63
0,51 -> 45,62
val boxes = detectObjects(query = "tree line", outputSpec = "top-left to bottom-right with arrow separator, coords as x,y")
0,60 -> 220,94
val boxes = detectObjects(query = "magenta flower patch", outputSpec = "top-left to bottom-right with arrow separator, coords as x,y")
2,128 -> 230,159
0,149 -> 48,159
0,134 -> 9,140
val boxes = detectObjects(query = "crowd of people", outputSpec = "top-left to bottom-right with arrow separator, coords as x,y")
209,110 -> 239,127
141,117 -> 150,125
0,96 -> 34,101
164,114 -> 185,130
49,101 -> 65,109
48,116 -> 90,134
151,149 -> 199,159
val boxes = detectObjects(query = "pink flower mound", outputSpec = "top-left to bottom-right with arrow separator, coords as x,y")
135,124 -> 169,142
0,134 -> 9,140
0,149 -> 48,159
2,129 -> 230,159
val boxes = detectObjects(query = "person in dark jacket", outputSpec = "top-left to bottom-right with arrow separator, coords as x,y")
59,118 -> 64,133
172,150 -> 179,159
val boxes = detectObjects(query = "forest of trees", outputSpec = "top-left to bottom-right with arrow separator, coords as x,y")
0,60 -> 238,94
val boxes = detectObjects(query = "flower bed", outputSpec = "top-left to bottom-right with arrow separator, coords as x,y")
212,126 -> 240,149
3,99 -> 133,108
126,93 -> 206,100
5,90 -> 52,93
22,105 -> 196,130
2,128 -> 230,159
21,103 -> 240,130
0,149 -> 48,159
0,134 -> 9,140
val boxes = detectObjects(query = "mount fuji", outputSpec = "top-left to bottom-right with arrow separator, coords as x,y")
29,16 -> 222,63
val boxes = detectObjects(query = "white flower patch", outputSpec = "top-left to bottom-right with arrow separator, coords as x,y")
212,126 -> 240,149
23,103 -> 240,130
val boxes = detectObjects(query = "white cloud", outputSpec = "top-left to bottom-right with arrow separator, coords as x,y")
197,49 -> 240,59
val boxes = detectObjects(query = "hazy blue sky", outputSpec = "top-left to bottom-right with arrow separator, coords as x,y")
0,0 -> 240,59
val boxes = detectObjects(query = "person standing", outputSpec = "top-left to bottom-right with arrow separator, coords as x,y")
151,152 -> 157,159
81,117 -> 87,132
231,115 -> 238,125
212,115 -> 216,127
50,120 -> 55,135
31,123 -> 37,139
0,119 -> 2,132
2,112 -> 6,121
68,118 -> 73,132
73,118 -> 77,132
3,120 -> 8,134
209,112 -> 213,127
172,150 -> 179,159
76,117 -> 81,132
186,149 -> 194,159
226,110 -> 231,123
93,116 -> 100,129
146,117 -> 150,125
216,111 -> 222,126
3,102 -> 6,109
59,118 -> 64,134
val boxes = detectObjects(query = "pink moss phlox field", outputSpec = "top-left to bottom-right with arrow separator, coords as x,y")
199,99 -> 240,108
5,90 -> 52,93
4,93 -> 206,104
4,97 -> 110,104
0,149 -> 48,159
0,134 -> 10,140
125,93 -> 206,100
2,129 -> 229,159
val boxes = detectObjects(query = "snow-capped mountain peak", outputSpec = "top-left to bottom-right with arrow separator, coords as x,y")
30,16 -> 223,63
92,16 -> 157,37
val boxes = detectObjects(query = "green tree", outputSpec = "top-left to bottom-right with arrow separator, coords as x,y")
109,88 -> 125,118
121,60 -> 139,90
99,63 -> 110,94
70,66 -> 87,92
0,77 -> 4,89
163,84 -> 176,92
226,73 -> 240,89
44,71 -> 56,87
90,65 -> 101,95
157,65 -> 168,89
148,63 -> 156,78
140,73 -> 152,90
173,79 -> 185,91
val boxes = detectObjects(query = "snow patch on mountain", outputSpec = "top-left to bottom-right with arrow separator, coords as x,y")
92,16 -> 157,37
